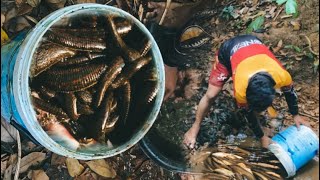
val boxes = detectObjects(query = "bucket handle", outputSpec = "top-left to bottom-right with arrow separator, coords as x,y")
10,116 -> 41,146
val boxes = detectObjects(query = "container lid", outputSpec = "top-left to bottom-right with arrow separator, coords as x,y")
269,143 -> 296,178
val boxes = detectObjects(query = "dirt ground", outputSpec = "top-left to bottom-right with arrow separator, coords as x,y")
1,0 -> 319,179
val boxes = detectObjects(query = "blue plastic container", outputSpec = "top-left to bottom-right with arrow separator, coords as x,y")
1,4 -> 165,160
270,125 -> 319,177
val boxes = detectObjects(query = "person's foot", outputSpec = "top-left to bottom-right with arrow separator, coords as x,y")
143,1 -> 202,28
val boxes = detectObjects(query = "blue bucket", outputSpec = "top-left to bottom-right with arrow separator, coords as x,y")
1,4 -> 165,160
269,125 -> 319,177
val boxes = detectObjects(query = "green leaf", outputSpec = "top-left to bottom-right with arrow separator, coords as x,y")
285,0 -> 298,15
284,45 -> 301,52
246,16 -> 265,34
306,52 -> 314,59
293,46 -> 301,52
276,0 -> 287,5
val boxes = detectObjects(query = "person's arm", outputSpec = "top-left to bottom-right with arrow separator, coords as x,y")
281,84 -> 310,129
246,110 -> 271,148
183,84 -> 222,148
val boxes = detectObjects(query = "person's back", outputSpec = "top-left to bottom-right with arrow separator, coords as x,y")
184,35 -> 309,149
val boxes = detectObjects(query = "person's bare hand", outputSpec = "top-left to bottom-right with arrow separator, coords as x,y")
293,115 -> 310,130
260,135 -> 272,149
183,124 -> 200,149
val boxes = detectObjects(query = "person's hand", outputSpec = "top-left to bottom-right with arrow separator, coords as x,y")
293,115 -> 310,130
260,135 -> 272,149
183,124 -> 200,149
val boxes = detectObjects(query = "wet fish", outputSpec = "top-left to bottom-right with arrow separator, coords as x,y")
106,15 -> 141,62
120,83 -> 131,125
111,56 -> 152,89
62,120 -> 85,139
145,80 -> 158,104
230,165 -> 255,180
140,39 -> 152,57
265,171 -> 283,179
253,171 -> 269,180
38,85 -> 57,100
252,168 -> 283,180
46,30 -> 106,52
31,42 -> 76,77
77,101 -> 95,115
43,63 -> 107,92
56,53 -> 106,67
250,162 -> 280,170
51,20 -> 132,38
97,91 -> 114,136
211,152 -> 243,160
76,90 -> 93,105
64,92 -> 79,121
210,156 -> 232,171
95,56 -> 125,108
32,96 -> 69,121
213,168 -> 234,178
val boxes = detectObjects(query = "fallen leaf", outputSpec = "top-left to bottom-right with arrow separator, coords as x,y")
32,169 -> 49,180
290,21 -> 301,31
17,3 -> 33,16
273,39 -> 283,53
5,7 -> 18,23
246,16 -> 265,33
15,0 -> 25,7
14,152 -> 46,174
66,158 -> 84,177
1,14 -> 5,27
51,153 -> 66,166
15,16 -> 31,31
27,0 -> 41,7
8,154 -> 18,166
1,160 -> 8,176
75,168 -> 98,180
85,159 -> 116,178
45,0 -> 66,10
1,118 -> 17,143
3,164 -> 13,180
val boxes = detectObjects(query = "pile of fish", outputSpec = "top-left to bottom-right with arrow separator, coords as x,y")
202,145 -> 285,180
29,14 -> 159,148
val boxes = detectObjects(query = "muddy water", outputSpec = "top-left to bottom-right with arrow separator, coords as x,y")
294,157 -> 319,180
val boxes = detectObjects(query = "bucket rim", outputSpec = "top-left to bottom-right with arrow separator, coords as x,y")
269,143 -> 296,177
12,3 -> 165,160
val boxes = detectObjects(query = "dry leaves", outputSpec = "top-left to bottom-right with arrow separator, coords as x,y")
15,16 -> 31,31
1,14 -> 5,27
27,0 -> 41,7
31,169 -> 49,180
51,153 -> 66,166
290,20 -> 301,31
66,158 -> 84,177
272,39 -> 283,53
45,0 -> 66,10
3,164 -> 14,180
85,159 -> 116,178
14,152 -> 46,174
1,118 -> 17,143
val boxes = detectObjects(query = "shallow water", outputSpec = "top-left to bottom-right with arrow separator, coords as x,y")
294,157 -> 319,180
